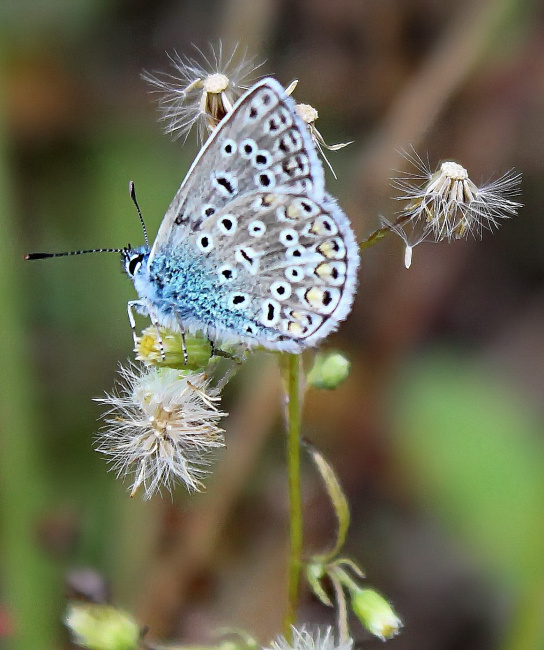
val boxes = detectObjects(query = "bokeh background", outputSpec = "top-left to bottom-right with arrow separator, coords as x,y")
2,0 -> 544,648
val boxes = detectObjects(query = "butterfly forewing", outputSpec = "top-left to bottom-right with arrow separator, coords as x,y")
150,78 -> 325,258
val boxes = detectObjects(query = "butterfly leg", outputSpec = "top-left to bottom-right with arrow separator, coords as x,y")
208,335 -> 216,358
128,300 -> 166,359
181,330 -> 188,365
145,307 -> 166,360
215,351 -> 249,390
127,300 -> 142,348
174,316 -> 189,365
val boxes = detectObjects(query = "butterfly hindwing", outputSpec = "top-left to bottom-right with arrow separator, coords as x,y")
182,190 -> 359,349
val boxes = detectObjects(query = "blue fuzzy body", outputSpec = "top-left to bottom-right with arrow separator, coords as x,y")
130,244 -> 256,343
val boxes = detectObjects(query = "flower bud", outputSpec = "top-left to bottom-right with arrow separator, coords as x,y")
350,588 -> 402,641
65,603 -> 140,650
135,326 -> 212,371
307,352 -> 350,390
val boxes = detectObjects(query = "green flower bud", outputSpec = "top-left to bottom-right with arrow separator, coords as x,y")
307,352 -> 350,390
135,326 -> 212,370
350,588 -> 402,641
65,603 -> 140,650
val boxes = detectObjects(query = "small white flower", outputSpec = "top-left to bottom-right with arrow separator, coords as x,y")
267,628 -> 352,650
143,43 -> 263,142
391,150 -> 522,267
95,364 -> 226,499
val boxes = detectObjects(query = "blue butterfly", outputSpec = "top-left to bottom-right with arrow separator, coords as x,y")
27,78 -> 359,354
123,78 -> 359,353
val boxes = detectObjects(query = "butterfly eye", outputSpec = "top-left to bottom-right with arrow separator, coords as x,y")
228,292 -> 250,309
270,280 -> 292,301
260,299 -> 281,326
285,245 -> 306,260
316,237 -> 346,260
211,171 -> 238,197
276,130 -> 302,155
217,264 -> 238,283
127,253 -> 144,276
252,150 -> 271,169
201,204 -> 217,219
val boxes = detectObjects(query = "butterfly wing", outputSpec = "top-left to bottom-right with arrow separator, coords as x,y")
180,190 -> 359,351
150,77 -> 325,259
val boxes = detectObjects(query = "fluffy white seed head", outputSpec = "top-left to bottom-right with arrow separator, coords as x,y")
390,149 -> 522,267
142,43 -> 263,142
95,364 -> 226,499
266,628 -> 352,650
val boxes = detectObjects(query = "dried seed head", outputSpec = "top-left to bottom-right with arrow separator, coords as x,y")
286,81 -> 353,178
266,628 -> 352,650
390,150 -> 522,267
292,95 -> 352,179
296,103 -> 319,124
203,72 -> 230,94
143,43 -> 263,142
95,364 -> 226,499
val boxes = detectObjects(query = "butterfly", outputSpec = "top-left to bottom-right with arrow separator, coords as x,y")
122,77 -> 359,354
28,77 -> 359,354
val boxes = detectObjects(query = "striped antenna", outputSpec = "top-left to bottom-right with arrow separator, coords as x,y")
129,180 -> 148,247
25,247 -> 123,261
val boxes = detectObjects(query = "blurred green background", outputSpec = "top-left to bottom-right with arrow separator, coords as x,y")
2,0 -> 544,648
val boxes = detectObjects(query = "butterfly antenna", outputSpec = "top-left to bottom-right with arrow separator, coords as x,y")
129,181 -> 149,247
25,247 -> 123,261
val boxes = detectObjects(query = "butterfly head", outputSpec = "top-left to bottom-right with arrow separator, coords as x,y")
122,245 -> 150,279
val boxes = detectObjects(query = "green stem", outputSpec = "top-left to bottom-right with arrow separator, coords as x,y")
359,225 -> 390,250
283,354 -> 303,639
359,214 -> 413,251
330,574 -> 349,644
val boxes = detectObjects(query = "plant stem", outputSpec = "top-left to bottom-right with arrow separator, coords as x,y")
359,225 -> 391,250
359,214 -> 414,251
283,354 -> 303,639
